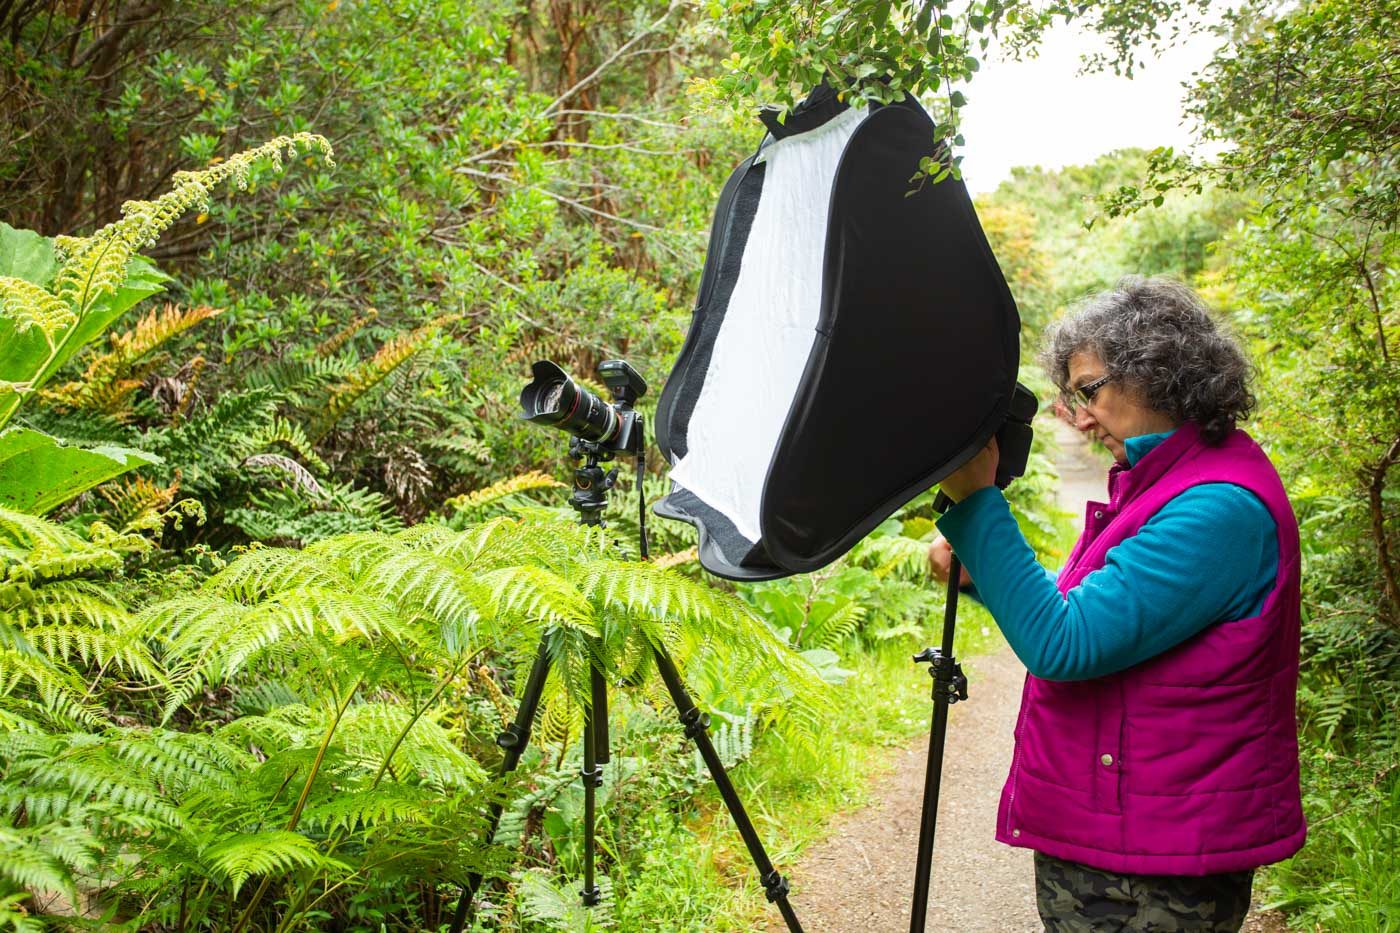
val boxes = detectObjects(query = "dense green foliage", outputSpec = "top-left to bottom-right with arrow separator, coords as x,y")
0,0 -> 1395,929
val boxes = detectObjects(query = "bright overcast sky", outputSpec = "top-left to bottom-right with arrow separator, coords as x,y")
958,24 -> 1228,194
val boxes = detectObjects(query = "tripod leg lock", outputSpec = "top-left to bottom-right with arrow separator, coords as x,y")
679,706 -> 711,739
760,869 -> 792,903
581,885 -> 602,906
496,723 -> 530,750
580,763 -> 604,787
913,648 -> 969,704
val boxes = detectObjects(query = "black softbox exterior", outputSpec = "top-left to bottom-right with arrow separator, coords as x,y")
654,86 -> 1020,580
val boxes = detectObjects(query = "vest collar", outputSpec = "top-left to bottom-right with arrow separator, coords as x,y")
1107,421 -> 1203,510
1124,430 -> 1174,467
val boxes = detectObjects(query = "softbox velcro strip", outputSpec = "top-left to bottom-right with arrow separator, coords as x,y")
655,89 -> 1020,580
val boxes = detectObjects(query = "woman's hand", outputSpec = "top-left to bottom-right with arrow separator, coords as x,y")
927,534 -> 973,588
939,437 -> 999,503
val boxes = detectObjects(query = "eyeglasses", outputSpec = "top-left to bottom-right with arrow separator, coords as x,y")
1064,374 -> 1111,413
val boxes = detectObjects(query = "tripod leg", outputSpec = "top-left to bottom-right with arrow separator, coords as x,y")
651,646 -> 804,933
592,663 -> 610,765
581,666 -> 604,905
449,641 -> 552,933
909,559 -> 968,933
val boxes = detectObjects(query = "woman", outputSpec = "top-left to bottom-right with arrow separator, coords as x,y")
929,277 -> 1305,932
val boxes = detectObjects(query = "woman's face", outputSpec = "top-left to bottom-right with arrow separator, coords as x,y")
1066,350 -> 1179,463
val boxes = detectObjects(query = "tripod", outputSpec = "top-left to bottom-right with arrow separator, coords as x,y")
907,386 -> 1037,933
449,429 -> 803,933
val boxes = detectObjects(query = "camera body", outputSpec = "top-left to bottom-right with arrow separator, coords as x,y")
519,359 -> 647,455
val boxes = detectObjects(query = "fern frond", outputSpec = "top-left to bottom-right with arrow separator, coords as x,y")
242,453 -> 326,497
516,867 -> 614,930
19,624 -> 159,683
494,767 -> 580,847
97,472 -> 181,526
108,728 -> 246,794
311,316 -> 456,441
477,566 -> 597,636
299,782 -> 437,834
801,601 -> 865,650
42,303 -> 221,415
200,545 -> 352,602
201,830 -> 344,896
0,648 -> 103,727
0,276 -> 75,344
143,386 -> 281,493
851,531 -> 933,581
52,134 -> 332,316
0,824 -> 95,900
11,733 -> 183,825
249,415 -> 327,474
315,308 -> 377,357
153,588 -> 411,717
444,470 -> 563,518
534,677 -> 581,747
0,506 -> 91,556
335,702 -> 486,788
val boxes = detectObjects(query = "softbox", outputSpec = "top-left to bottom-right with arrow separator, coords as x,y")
654,85 -> 1020,580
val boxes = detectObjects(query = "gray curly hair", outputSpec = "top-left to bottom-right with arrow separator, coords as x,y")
1039,277 -> 1255,444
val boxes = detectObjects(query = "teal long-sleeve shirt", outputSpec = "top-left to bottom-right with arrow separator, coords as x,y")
935,431 -> 1278,682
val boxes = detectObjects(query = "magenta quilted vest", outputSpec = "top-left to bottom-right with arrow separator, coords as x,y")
996,422 -> 1306,874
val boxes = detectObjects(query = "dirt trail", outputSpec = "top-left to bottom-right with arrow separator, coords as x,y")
768,422 -> 1283,932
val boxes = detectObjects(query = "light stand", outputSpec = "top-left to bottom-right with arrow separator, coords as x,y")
908,385 -> 1038,933
449,419 -> 803,933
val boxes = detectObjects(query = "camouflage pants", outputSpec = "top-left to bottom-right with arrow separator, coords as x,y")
1034,852 -> 1253,932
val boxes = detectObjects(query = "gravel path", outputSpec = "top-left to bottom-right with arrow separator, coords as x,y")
769,421 -> 1286,933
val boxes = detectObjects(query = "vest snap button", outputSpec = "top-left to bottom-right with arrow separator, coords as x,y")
1100,753 -> 1114,767
1012,829 -> 1021,838
1093,510 -> 1104,519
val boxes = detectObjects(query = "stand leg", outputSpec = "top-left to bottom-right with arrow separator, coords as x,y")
581,666 -> 605,905
449,641 -> 553,933
651,646 -> 804,933
592,663 -> 610,766
909,558 -> 969,933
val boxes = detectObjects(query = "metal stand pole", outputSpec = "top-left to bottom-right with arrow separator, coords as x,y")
908,556 -> 968,933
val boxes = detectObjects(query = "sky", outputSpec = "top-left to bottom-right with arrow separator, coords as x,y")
957,23 -> 1228,194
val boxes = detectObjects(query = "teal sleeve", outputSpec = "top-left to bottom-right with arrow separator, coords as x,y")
934,483 -> 1277,681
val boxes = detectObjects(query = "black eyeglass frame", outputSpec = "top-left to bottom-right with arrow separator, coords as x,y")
1064,373 -> 1111,412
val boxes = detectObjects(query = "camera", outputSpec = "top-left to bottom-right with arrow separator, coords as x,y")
518,359 -> 647,454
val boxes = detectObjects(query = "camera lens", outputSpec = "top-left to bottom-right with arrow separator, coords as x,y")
520,361 -> 620,443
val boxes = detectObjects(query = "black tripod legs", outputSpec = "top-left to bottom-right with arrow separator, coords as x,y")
581,665 -> 608,905
450,640 -> 804,933
450,642 -> 552,933
651,646 -> 804,933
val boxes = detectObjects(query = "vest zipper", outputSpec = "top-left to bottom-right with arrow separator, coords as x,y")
1005,698 -> 1026,837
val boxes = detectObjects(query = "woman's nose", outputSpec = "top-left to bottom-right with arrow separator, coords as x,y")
1074,406 -> 1097,432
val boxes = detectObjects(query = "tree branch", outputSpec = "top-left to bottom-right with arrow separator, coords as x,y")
1368,433 -> 1400,628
